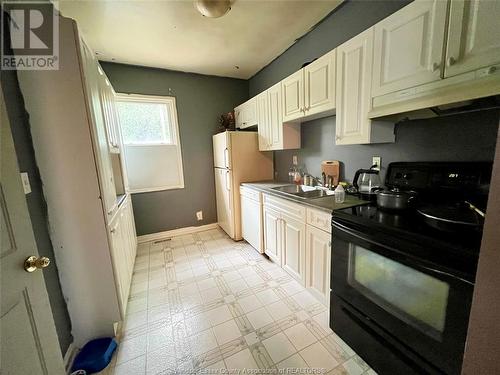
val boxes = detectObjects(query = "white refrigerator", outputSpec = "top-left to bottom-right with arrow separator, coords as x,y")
213,131 -> 273,240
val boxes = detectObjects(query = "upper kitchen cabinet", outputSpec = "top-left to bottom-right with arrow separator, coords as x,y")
304,49 -> 336,117
235,97 -> 257,129
445,0 -> 500,78
80,39 -> 118,217
372,0 -> 448,97
282,70 -> 304,122
281,50 -> 336,123
258,82 -> 301,151
336,28 -> 394,145
97,65 -> 121,153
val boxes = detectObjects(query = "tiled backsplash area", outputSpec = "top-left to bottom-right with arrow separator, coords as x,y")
274,110 -> 499,183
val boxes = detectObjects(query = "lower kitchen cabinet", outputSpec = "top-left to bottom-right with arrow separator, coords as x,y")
305,225 -> 331,305
282,213 -> 307,285
109,195 -> 137,317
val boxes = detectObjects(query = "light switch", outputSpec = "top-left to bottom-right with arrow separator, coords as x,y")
20,172 -> 32,194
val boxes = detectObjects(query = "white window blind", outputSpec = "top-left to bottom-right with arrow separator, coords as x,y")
116,94 -> 184,193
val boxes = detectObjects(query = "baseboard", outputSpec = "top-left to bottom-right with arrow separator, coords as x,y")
64,342 -> 78,374
137,223 -> 219,243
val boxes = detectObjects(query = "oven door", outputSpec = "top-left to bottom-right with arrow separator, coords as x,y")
331,219 -> 473,375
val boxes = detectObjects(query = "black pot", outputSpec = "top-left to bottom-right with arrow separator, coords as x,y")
376,188 -> 417,211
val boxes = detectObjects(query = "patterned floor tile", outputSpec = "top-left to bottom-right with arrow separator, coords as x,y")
107,229 -> 373,375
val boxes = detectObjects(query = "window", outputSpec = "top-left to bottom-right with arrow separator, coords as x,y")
116,94 -> 184,193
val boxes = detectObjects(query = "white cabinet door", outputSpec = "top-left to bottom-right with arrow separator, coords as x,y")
445,0 -> 500,78
304,50 -> 336,116
256,91 -> 270,151
108,213 -> 127,317
79,38 -> 117,218
372,0 -> 448,96
282,213 -> 306,285
263,206 -> 282,265
97,66 -> 120,153
235,98 -> 257,129
282,70 -> 304,122
267,82 -> 284,150
305,225 -> 331,305
336,28 -> 374,144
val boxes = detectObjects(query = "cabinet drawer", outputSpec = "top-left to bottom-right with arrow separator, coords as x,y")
263,194 -> 306,221
240,186 -> 261,202
306,208 -> 331,233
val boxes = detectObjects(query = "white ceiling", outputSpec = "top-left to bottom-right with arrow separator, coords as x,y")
58,0 -> 342,79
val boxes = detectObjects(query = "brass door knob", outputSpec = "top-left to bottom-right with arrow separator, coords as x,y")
24,256 -> 50,273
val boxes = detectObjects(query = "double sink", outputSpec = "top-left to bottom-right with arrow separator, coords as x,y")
272,184 -> 335,199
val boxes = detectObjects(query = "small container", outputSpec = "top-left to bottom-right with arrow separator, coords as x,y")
334,184 -> 345,204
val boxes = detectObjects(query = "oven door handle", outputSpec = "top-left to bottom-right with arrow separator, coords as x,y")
332,221 -> 474,286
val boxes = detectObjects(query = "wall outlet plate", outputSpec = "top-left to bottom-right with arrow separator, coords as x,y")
372,156 -> 381,171
292,155 -> 298,165
196,211 -> 203,221
20,172 -> 32,194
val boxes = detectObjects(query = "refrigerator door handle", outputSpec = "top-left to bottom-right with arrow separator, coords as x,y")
224,148 -> 229,169
226,170 -> 231,191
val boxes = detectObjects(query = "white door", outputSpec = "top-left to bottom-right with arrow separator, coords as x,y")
215,168 -> 233,238
1,91 -> 65,375
336,27 -> 374,145
263,206 -> 281,265
212,132 -> 230,169
304,50 -> 336,116
372,0 -> 448,96
241,195 -> 262,253
282,70 -> 304,122
256,91 -> 270,151
282,214 -> 306,285
267,82 -> 284,150
445,0 -> 500,77
305,225 -> 331,305
80,37 -> 117,219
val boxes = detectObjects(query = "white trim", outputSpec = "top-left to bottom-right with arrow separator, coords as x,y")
130,184 -> 185,194
137,223 -> 219,243
64,342 -> 78,374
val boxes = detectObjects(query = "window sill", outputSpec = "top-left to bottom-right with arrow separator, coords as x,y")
129,184 -> 185,194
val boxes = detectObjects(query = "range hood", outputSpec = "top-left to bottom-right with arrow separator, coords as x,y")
389,95 -> 500,122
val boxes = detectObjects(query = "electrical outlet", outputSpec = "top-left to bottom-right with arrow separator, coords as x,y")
292,155 -> 298,165
372,156 -> 381,171
196,211 -> 203,221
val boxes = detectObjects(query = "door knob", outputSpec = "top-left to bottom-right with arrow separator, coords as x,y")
24,256 -> 51,273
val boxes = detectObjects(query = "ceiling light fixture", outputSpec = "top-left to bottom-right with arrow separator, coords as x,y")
194,0 -> 231,18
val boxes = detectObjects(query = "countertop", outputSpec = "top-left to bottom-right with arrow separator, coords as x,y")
240,181 -> 369,213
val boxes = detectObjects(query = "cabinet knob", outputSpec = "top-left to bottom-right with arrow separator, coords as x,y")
487,66 -> 497,75
447,56 -> 456,66
110,228 -> 116,233
335,135 -> 342,141
431,62 -> 440,72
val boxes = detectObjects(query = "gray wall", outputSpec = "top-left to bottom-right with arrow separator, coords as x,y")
273,111 -> 499,182
249,0 -> 499,182
101,62 -> 248,236
249,0 -> 411,96
1,66 -> 73,353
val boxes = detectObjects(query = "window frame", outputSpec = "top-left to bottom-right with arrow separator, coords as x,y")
115,93 -> 185,193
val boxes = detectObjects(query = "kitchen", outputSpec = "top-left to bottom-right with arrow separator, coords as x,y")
1,0 -> 499,375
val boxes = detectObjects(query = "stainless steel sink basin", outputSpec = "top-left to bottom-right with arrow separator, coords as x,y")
271,185 -> 334,199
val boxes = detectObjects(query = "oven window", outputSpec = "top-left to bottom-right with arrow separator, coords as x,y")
348,245 -> 449,338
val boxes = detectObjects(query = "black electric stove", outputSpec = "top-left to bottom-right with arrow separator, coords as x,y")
330,161 -> 492,375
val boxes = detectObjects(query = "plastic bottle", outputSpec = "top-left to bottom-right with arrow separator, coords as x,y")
334,184 -> 345,204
